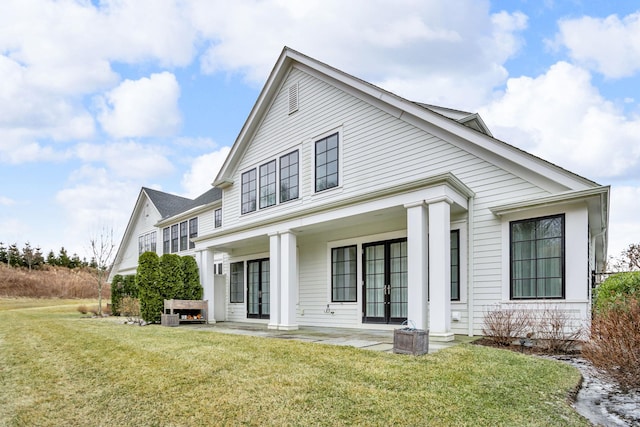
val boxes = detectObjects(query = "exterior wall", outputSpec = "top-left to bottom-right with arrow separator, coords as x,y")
115,194 -> 162,277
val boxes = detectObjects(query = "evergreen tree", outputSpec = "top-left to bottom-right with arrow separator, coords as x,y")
58,247 -> 71,268
137,251 -> 162,323
46,250 -> 57,266
0,243 -> 7,264
8,244 -> 21,267
181,256 -> 203,300
22,242 -> 35,270
110,274 -> 125,316
70,253 -> 81,269
123,274 -> 138,298
159,254 -> 184,300
33,246 -> 45,269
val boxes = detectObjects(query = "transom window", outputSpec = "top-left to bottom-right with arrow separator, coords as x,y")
315,133 -> 339,192
241,169 -> 257,214
510,214 -> 565,299
259,160 -> 276,208
332,245 -> 357,302
280,151 -> 299,203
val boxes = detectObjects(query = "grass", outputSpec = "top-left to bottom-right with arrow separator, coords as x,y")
0,299 -> 589,426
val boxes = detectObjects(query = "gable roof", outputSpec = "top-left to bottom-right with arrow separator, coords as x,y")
143,187 -> 222,220
212,46 -> 599,191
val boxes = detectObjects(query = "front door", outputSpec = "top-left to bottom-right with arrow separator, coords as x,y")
363,239 -> 408,324
247,258 -> 270,319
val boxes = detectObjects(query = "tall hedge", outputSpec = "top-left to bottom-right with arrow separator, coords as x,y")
159,254 -> 184,300
123,274 -> 138,298
181,256 -> 203,300
137,251 -> 162,323
110,274 -> 124,316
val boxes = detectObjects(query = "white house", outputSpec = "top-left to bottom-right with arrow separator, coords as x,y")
110,47 -> 609,341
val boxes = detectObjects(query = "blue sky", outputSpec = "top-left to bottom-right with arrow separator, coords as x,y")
1,0 -> 639,263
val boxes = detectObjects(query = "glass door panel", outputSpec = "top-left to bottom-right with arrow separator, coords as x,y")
247,259 -> 270,319
363,239 -> 407,324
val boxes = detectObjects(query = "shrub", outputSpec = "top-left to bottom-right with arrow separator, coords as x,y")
583,298 -> 640,391
534,305 -> 583,353
110,274 -> 124,316
121,297 -> 141,321
593,271 -> 640,313
482,305 -> 531,346
181,256 -> 202,300
137,251 -> 161,323
123,274 -> 138,298
159,254 -> 184,300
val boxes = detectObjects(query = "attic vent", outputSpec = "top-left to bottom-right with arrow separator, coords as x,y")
288,83 -> 299,114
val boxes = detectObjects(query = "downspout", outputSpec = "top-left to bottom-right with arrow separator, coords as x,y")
467,195 -> 475,337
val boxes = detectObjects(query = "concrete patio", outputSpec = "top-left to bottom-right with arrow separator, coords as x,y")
182,321 -> 475,354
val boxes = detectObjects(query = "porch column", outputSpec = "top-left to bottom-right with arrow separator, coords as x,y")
198,249 -> 216,323
428,197 -> 454,341
279,231 -> 298,330
405,202 -> 429,330
268,233 -> 281,330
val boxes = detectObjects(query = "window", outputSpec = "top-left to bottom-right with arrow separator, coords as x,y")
138,231 -> 157,255
510,214 -> 564,299
163,227 -> 170,254
241,169 -> 257,214
259,160 -> 276,208
315,133 -> 339,192
171,224 -> 179,253
451,230 -> 460,301
179,221 -> 188,251
214,208 -> 222,228
332,245 -> 357,302
230,261 -> 244,303
280,151 -> 299,202
189,218 -> 198,249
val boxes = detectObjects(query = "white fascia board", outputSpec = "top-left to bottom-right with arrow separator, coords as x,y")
489,186 -> 609,217
155,199 -> 222,228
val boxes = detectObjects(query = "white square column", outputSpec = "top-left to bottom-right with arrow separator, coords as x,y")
279,231 -> 298,330
405,202 -> 429,330
198,249 -> 216,323
268,233 -> 281,330
428,197 -> 454,341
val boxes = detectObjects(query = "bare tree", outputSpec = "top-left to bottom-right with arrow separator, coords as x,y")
90,227 -> 116,316
623,243 -> 640,271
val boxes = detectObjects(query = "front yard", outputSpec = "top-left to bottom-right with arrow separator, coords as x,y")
0,299 -> 588,426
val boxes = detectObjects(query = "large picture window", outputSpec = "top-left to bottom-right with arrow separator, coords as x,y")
451,230 -> 460,301
241,169 -> 257,214
510,214 -> 565,299
230,262 -> 244,303
280,151 -> 299,202
315,133 -> 339,192
332,245 -> 357,302
259,160 -> 276,208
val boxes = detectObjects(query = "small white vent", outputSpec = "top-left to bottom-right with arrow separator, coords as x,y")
288,83 -> 299,114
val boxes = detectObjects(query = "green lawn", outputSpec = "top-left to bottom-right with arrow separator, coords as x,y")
0,299 -> 588,426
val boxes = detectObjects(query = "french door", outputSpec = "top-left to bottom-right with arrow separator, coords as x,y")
247,258 -> 270,319
362,238 -> 408,324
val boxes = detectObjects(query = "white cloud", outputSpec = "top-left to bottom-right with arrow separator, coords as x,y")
554,12 -> 640,78
181,146 -> 231,198
0,196 -> 15,206
608,185 -> 640,259
74,141 -> 174,180
97,72 -> 182,138
189,0 -> 527,108
480,61 -> 640,180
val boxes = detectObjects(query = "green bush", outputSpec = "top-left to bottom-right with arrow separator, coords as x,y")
110,274 -> 124,316
181,256 -> 203,300
137,251 -> 162,323
123,274 -> 138,298
594,271 -> 640,313
159,254 -> 184,300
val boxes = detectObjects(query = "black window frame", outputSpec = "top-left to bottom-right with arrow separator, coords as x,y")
163,227 -> 170,254
214,208 -> 222,228
171,224 -> 179,253
279,150 -> 299,203
230,261 -> 244,303
315,132 -> 339,192
189,218 -> 197,249
179,221 -> 188,251
331,245 -> 357,303
450,229 -> 460,301
259,160 -> 277,209
510,214 -> 565,300
241,169 -> 257,214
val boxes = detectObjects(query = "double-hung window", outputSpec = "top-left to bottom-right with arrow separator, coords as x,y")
163,227 -> 170,254
331,245 -> 357,302
230,262 -> 244,303
214,208 -> 222,228
259,160 -> 276,209
171,224 -> 179,253
189,218 -> 197,249
510,214 -> 565,299
241,169 -> 257,214
179,221 -> 188,251
315,133 -> 339,192
280,151 -> 299,202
